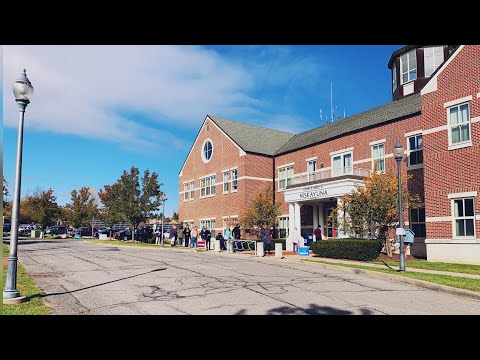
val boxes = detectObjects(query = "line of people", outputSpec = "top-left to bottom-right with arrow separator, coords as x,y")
170,223 -> 242,250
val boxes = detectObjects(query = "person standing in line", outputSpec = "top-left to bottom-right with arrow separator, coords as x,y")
184,225 -> 191,248
233,224 -> 241,239
260,224 -> 266,255
314,225 -> 322,241
263,225 -> 272,255
216,232 -> 226,250
173,226 -> 178,244
224,227 -> 232,251
191,225 -> 199,248
205,226 -> 212,250
177,225 -> 184,247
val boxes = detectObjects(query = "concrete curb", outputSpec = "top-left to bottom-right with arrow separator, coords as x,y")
3,296 -> 27,305
298,259 -> 480,302
83,240 -> 195,251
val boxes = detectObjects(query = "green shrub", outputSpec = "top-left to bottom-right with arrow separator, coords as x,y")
310,239 -> 382,261
255,238 -> 286,251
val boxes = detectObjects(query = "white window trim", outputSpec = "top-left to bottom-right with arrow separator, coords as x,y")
400,49 -> 417,85
447,102 -> 472,150
423,46 -> 444,78
448,191 -> 478,199
277,162 -> 295,169
230,168 -> 238,193
201,138 -> 214,164
477,93 -> 480,98
407,133 -> 423,170
451,198 -> 476,240
199,217 -> 216,221
330,147 -> 354,156
305,156 -> 317,162
471,116 -> 480,124
183,182 -> 189,202
331,151 -> 353,176
222,170 -> 229,194
369,139 -> 386,146
199,174 -> 216,199
371,143 -> 385,173
404,130 -> 422,138
443,95 -> 473,108
189,180 -> 195,201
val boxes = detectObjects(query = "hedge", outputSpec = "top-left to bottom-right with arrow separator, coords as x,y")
310,239 -> 383,261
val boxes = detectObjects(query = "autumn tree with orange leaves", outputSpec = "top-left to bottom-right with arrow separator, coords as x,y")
334,169 -> 420,256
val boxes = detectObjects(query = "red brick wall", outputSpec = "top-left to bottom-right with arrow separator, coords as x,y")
178,117 -> 273,230
275,114 -> 425,215
421,45 -> 480,239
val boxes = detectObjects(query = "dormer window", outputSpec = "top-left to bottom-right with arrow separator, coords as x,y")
424,46 -> 444,77
400,49 -> 417,84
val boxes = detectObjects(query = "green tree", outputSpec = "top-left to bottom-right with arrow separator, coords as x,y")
65,187 -> 99,228
23,188 -> 61,229
98,166 -> 164,241
240,186 -> 281,231
335,169 -> 420,256
172,211 -> 179,221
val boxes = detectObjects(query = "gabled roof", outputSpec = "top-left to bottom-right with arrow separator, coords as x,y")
207,115 -> 295,156
275,93 -> 421,155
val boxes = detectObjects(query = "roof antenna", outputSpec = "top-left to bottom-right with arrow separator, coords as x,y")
330,81 -> 334,123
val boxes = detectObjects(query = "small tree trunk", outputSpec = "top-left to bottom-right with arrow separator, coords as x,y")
385,238 -> 392,257
132,225 -> 135,243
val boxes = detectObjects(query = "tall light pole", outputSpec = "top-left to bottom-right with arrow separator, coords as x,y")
4,69 -> 34,300
161,194 -> 167,246
393,140 -> 406,272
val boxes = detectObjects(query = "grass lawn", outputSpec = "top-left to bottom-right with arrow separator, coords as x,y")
2,244 -> 51,315
372,259 -> 480,275
304,259 -> 480,292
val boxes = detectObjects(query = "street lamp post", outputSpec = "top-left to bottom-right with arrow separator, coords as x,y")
4,69 -> 34,300
393,140 -> 406,272
161,194 -> 167,246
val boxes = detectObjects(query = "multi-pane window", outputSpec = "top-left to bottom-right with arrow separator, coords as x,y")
408,134 -> 423,166
200,175 -> 216,197
278,216 -> 289,238
278,166 -> 294,190
231,169 -> 238,191
410,207 -> 426,238
183,183 -> 189,201
189,181 -> 194,199
449,103 -> 471,145
223,217 -> 238,232
392,63 -> 397,91
453,198 -> 475,237
332,153 -> 352,176
372,144 -> 385,173
307,160 -> 316,181
200,219 -> 216,231
223,171 -> 229,192
424,46 -> 444,77
400,49 -> 417,84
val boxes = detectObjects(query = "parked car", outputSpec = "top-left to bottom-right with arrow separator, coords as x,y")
50,226 -> 67,235
94,228 -> 112,238
45,226 -> 56,235
76,227 -> 93,237
3,223 -> 12,232
113,229 -> 132,241
18,224 -> 34,235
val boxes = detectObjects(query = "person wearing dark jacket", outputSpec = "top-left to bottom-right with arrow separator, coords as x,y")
184,225 -> 191,248
232,224 -> 241,239
205,227 -> 212,250
216,232 -> 226,250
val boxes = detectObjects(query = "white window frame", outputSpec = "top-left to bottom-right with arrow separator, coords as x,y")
223,170 -> 229,193
447,102 -> 472,150
200,174 -> 216,199
307,159 -> 317,181
200,218 -> 216,232
189,181 -> 194,200
183,182 -> 189,201
371,143 -> 385,173
278,165 -> 294,191
278,216 -> 289,237
400,49 -> 417,84
410,206 -> 426,238
451,197 -> 476,239
392,63 -> 397,91
407,134 -> 423,169
331,151 -> 353,176
201,138 -> 214,163
231,168 -> 238,192
424,46 -> 444,78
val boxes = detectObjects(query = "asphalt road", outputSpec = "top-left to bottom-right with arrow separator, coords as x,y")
10,239 -> 480,315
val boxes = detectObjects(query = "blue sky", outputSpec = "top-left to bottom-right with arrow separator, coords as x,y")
2,45 -> 401,217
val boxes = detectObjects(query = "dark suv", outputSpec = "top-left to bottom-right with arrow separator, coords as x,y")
51,226 -> 67,235
76,227 -> 93,237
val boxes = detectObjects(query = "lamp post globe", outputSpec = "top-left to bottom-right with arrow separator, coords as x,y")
393,140 -> 406,272
4,69 -> 34,301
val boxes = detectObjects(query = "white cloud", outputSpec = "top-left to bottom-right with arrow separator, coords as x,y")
3,45 -> 326,151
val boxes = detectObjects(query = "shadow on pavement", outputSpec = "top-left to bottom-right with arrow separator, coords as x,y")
27,268 -> 166,301
234,304 -> 375,315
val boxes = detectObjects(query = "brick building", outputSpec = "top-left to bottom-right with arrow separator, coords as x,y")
178,45 -> 480,264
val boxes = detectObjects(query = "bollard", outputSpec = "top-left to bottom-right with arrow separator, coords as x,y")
228,240 -> 234,253
275,242 -> 282,258
256,241 -> 264,257
215,239 -> 221,252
